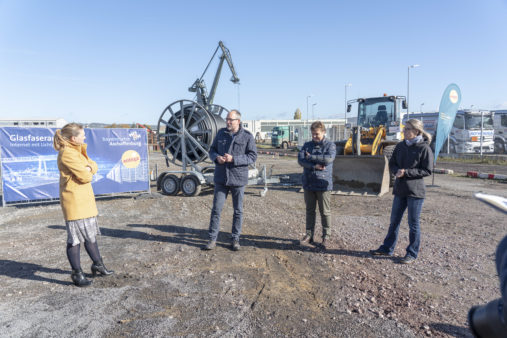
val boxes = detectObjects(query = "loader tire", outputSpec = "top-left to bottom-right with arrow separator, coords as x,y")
382,145 -> 396,187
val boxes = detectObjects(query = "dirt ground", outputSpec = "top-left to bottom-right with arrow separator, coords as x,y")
1,152 -> 506,337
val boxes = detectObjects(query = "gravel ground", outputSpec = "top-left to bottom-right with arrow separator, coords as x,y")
0,152 -> 506,337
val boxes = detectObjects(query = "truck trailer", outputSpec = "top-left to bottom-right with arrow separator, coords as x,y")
271,125 -> 298,149
403,110 -> 494,154
492,110 -> 507,153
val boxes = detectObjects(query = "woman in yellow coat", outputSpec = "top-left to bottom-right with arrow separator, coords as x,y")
53,123 -> 114,287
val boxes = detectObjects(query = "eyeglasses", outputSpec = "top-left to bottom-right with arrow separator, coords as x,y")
225,118 -> 238,122
403,126 -> 415,131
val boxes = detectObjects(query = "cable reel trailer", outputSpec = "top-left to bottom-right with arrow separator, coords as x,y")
156,41 -> 278,197
157,100 -> 230,196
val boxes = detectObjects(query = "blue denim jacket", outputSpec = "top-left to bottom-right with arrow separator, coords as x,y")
298,138 -> 336,191
209,127 -> 257,186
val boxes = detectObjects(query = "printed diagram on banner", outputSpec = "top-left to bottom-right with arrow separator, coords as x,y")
0,128 -> 60,202
2,154 -> 59,190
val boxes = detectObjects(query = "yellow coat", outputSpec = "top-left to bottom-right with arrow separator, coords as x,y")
57,142 -> 98,221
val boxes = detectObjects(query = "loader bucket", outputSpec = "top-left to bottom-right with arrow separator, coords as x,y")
332,155 -> 390,197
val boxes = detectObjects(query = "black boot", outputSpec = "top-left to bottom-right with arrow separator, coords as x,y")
71,269 -> 92,287
91,261 -> 114,277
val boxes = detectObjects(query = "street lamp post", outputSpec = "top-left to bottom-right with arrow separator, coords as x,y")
306,94 -> 313,136
312,103 -> 317,120
420,103 -> 425,124
407,64 -> 420,119
344,83 -> 352,121
306,95 -> 313,121
480,110 -> 484,158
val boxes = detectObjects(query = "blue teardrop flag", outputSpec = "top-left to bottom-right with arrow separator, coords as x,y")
434,84 -> 461,162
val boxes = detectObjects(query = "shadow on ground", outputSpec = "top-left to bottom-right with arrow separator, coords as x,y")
49,224 -> 375,258
430,322 -> 472,337
0,259 -> 70,286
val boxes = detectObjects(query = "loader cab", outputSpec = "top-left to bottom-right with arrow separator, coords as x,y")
356,96 -> 400,128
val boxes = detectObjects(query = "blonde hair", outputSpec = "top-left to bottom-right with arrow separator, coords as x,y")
53,123 -> 84,151
406,118 -> 432,144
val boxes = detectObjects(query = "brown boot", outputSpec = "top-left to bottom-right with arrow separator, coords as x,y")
300,234 -> 314,245
321,237 -> 328,250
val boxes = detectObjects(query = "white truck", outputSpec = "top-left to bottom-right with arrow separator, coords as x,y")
403,110 -> 495,154
492,110 -> 507,153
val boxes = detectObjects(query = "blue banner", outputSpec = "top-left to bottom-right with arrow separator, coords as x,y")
434,84 -> 461,161
0,127 -> 150,204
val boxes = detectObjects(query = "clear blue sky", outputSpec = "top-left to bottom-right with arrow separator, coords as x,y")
1,0 -> 506,125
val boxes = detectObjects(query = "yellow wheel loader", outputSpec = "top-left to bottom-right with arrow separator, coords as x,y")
333,95 -> 407,196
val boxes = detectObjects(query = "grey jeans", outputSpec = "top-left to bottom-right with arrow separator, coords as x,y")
208,183 -> 245,241
304,190 -> 331,238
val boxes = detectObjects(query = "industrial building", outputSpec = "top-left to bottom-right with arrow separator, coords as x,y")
0,118 -> 67,128
241,118 -> 347,142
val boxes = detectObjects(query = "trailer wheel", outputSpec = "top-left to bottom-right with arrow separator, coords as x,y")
181,175 -> 201,197
161,174 -> 180,195
156,172 -> 167,191
382,145 -> 396,187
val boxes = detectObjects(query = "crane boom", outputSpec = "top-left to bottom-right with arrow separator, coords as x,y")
188,41 -> 239,107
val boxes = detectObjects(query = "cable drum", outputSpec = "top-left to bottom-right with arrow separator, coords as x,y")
157,99 -> 228,165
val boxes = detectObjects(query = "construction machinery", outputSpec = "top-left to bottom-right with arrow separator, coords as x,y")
156,41 -> 278,197
333,95 -> 407,196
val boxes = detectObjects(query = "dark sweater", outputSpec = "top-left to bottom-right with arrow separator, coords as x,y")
389,139 -> 434,198
298,138 -> 336,191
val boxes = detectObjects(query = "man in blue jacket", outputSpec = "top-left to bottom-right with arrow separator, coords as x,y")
203,110 -> 257,251
298,121 -> 336,250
